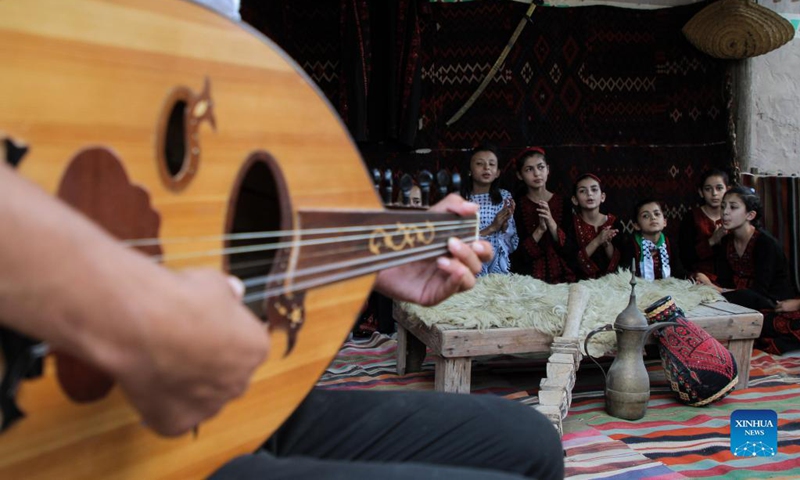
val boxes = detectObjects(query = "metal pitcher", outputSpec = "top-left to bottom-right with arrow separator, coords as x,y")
584,270 -> 678,420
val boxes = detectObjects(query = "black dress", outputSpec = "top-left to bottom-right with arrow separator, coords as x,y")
714,228 -> 794,310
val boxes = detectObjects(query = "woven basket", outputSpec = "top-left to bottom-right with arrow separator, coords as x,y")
683,0 -> 794,59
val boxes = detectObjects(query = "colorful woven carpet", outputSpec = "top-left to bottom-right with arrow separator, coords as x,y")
317,333 -> 800,478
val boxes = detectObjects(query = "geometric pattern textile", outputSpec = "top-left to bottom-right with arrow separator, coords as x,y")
413,2 -> 733,237
419,3 -> 729,148
645,296 -> 738,406
242,1 -> 734,236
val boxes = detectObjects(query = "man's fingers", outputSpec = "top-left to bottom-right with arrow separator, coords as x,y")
447,237 -> 483,274
436,256 -> 475,293
472,240 -> 493,262
432,193 -> 479,216
227,276 -> 246,300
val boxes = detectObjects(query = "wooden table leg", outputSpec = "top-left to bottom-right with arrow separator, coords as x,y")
434,357 -> 471,393
728,339 -> 754,389
396,323 -> 427,375
396,324 -> 409,375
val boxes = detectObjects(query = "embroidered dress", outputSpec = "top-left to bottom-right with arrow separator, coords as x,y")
567,213 -> 621,279
513,193 -> 575,283
758,310 -> 800,355
679,206 -> 720,281
725,230 -> 758,291
715,231 -> 800,355
714,228 -> 794,310
471,190 -> 518,276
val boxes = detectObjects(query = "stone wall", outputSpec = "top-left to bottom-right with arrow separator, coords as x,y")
745,4 -> 800,175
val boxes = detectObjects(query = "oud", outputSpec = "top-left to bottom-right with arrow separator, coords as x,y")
0,0 -> 477,478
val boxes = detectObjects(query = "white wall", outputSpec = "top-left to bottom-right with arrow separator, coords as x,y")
745,4 -> 800,175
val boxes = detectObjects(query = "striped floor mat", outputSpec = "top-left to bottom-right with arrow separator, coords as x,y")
566,353 -> 800,479
317,333 -> 800,478
561,427 -> 687,480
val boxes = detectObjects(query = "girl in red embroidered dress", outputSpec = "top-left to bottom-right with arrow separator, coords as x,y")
695,186 -> 794,310
511,148 -> 575,283
565,174 -> 621,280
678,169 -> 730,282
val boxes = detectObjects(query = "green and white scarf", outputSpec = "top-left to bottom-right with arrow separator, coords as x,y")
636,232 -> 670,280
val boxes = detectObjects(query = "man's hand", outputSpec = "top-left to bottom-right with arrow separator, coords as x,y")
112,269 -> 269,436
0,164 -> 270,437
374,194 -> 493,306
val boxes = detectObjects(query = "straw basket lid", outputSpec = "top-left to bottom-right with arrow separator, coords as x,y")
683,0 -> 795,59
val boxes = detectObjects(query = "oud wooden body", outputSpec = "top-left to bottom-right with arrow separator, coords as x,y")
0,0 -> 381,477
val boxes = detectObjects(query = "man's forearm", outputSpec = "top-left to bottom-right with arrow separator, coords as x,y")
0,164 -> 159,375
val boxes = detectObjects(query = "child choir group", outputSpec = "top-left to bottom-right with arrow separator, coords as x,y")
460,143 -> 800,355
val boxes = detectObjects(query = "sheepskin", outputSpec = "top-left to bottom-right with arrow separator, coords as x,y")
398,271 -> 724,357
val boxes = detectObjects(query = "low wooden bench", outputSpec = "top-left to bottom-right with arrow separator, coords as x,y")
394,300 -> 763,394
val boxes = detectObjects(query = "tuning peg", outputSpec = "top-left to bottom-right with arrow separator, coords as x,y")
418,170 -> 433,207
451,172 -> 462,195
371,168 -> 381,192
382,169 -> 393,205
399,174 -> 414,206
436,170 -> 451,199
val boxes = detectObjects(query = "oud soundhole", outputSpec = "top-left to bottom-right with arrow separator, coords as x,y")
227,155 -> 293,320
156,79 -> 214,191
163,100 -> 187,177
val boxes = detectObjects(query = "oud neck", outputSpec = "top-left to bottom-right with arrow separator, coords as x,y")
246,209 -> 478,301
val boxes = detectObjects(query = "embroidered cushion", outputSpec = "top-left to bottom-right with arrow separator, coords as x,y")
645,296 -> 738,406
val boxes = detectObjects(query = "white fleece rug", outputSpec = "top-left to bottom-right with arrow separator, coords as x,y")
398,271 -> 723,357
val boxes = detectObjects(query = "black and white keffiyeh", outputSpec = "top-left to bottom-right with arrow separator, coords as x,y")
637,233 -> 670,280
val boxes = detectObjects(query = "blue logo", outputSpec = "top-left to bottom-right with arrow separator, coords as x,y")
730,409 -> 778,457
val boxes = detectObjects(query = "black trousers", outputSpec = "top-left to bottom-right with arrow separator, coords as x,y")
211,389 -> 564,480
722,288 -> 777,311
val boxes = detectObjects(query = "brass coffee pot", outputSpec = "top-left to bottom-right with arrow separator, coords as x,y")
585,269 -> 678,420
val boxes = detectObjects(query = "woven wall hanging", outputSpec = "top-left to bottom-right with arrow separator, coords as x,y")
683,0 -> 795,59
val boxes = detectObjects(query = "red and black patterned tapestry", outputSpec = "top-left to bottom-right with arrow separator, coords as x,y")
242,0 -> 734,235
